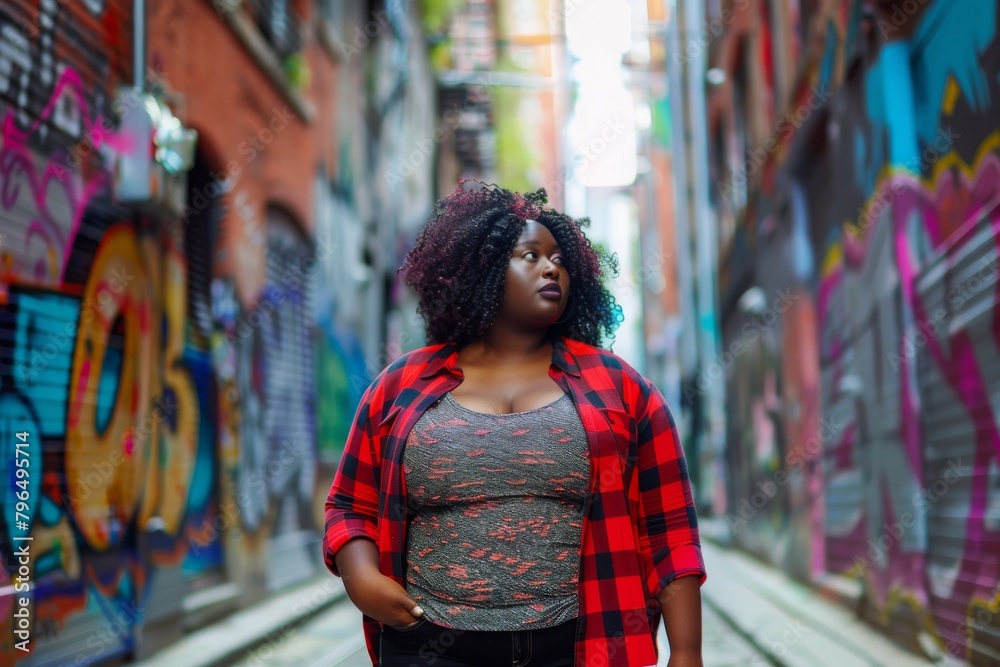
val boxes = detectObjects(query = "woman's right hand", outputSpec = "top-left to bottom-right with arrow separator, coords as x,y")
347,569 -> 425,629
335,538 -> 425,629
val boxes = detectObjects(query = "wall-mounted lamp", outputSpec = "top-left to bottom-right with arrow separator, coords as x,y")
706,67 -> 727,86
737,286 -> 766,315
143,95 -> 198,173
115,88 -> 198,217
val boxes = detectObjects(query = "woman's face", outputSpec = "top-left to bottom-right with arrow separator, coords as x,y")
496,220 -> 571,330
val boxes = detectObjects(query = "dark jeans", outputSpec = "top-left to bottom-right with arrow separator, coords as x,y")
380,618 -> 577,667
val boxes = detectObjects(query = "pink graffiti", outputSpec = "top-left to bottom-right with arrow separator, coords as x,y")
0,67 -> 130,285
2,67 -> 131,154
893,155 -> 1000,614
824,152 -> 1000,649
817,154 -> 1000,645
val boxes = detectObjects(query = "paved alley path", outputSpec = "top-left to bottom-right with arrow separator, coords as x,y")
230,593 -> 771,667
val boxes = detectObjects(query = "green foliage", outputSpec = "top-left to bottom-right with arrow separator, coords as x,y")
419,0 -> 465,37
489,55 -> 538,193
283,52 -> 310,90
429,39 -> 453,71
491,85 -> 536,193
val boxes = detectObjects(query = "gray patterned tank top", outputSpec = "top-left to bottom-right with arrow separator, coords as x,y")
402,392 -> 590,631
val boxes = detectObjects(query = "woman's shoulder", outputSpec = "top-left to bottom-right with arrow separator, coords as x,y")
372,342 -> 455,383
391,342 -> 451,367
561,337 -> 645,380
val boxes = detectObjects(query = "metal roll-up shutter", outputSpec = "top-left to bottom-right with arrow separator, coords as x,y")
261,208 -> 318,591
2,197 -> 139,666
180,152 -> 226,587
915,211 -> 1000,663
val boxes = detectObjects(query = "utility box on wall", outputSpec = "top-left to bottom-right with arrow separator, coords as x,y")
114,88 -> 198,217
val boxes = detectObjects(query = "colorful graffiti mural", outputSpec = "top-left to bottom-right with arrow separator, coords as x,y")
0,62 -> 226,657
815,2 -> 1000,660
0,210 -> 217,664
0,0 -> 429,662
207,265 -> 323,592
715,0 -> 1000,662
0,2 -> 147,656
0,6 -> 348,666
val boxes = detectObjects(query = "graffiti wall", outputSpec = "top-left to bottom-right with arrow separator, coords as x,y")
817,1 -> 1000,659
0,2 -> 150,663
714,0 -> 1000,662
0,61 -> 233,659
0,1 -> 356,664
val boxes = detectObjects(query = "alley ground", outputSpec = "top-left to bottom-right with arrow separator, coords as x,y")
229,596 -> 768,667
135,525 -> 940,667
204,524 -> 939,667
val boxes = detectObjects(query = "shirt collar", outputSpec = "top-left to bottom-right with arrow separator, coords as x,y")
419,336 -> 582,379
419,342 -> 461,379
551,336 -> 582,377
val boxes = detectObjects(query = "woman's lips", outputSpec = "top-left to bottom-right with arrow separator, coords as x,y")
539,288 -> 563,301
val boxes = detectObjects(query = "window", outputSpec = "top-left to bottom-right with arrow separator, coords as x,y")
246,0 -> 302,58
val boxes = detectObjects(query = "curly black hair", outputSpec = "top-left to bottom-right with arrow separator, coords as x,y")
399,182 -> 622,348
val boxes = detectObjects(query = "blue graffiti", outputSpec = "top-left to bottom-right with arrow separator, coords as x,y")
856,0 -> 996,192
820,20 -> 837,92
911,0 -> 996,144
10,293 -> 79,437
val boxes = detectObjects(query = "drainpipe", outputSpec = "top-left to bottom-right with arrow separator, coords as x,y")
666,0 -> 697,380
683,0 -> 722,439
135,0 -> 145,91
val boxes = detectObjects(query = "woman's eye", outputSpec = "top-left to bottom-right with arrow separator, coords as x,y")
523,251 -> 538,260
553,255 -> 564,264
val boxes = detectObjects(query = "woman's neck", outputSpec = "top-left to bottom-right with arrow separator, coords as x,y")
461,325 -> 554,366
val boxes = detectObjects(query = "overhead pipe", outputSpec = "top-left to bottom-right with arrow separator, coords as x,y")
134,0 -> 145,91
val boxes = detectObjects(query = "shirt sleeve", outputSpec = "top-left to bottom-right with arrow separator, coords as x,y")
323,378 -> 384,576
634,377 -> 706,598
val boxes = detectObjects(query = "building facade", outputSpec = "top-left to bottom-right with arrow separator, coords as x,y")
0,1 -> 435,664
704,0 -> 1000,662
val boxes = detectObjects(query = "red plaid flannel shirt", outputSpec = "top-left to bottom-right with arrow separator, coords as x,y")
323,336 -> 705,667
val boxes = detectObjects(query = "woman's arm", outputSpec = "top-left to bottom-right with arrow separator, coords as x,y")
323,376 -> 423,628
323,382 -> 382,573
335,538 -> 424,628
632,376 -> 706,663
659,575 -> 703,667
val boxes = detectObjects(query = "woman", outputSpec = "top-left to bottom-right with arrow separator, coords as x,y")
323,184 -> 705,667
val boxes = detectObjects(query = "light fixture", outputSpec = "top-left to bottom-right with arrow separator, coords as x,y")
115,88 -> 198,215
143,95 -> 198,173
737,286 -> 766,314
